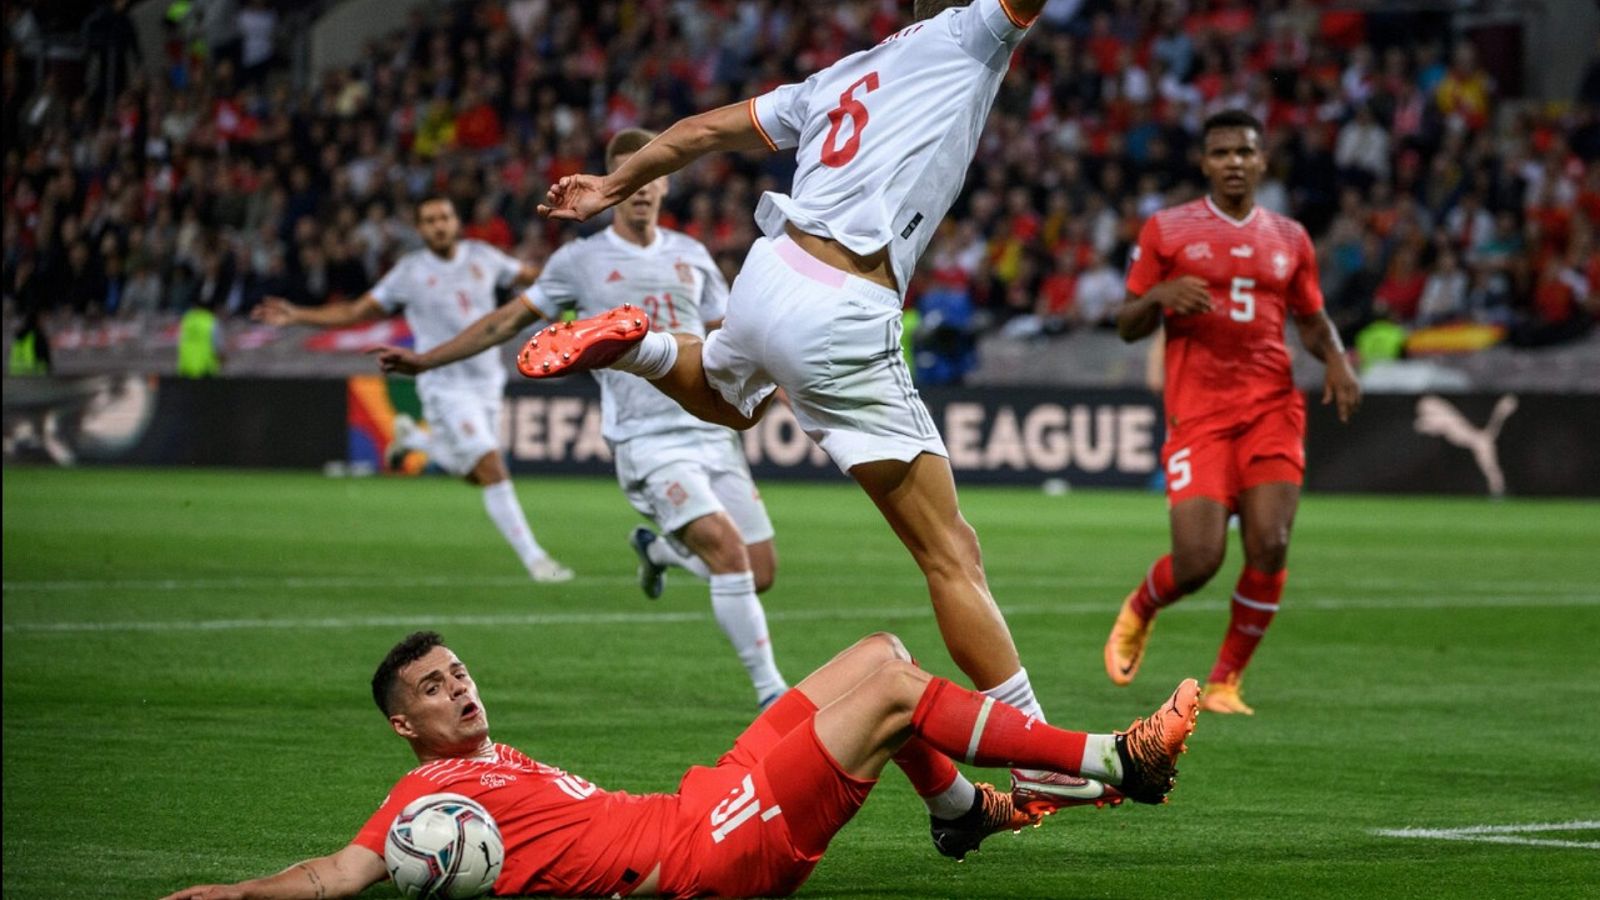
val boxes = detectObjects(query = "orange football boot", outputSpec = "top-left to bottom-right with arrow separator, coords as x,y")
1104,589 -> 1155,686
1200,673 -> 1255,715
930,782 -> 1040,862
1113,678 -> 1200,804
517,305 -> 649,379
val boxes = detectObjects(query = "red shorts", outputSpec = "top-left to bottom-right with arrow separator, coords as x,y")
664,694 -> 874,898
1162,397 -> 1306,511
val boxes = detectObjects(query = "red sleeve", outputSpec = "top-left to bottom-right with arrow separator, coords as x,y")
1289,227 -> 1325,315
352,774 -> 437,855
1125,215 -> 1166,296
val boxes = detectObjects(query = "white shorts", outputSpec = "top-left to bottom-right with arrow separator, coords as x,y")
419,386 -> 502,477
614,429 -> 776,544
702,235 -> 947,473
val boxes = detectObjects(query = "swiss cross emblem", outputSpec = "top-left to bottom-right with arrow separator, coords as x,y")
470,263 -> 484,281
675,260 -> 694,285
1272,251 -> 1291,279
1184,242 -> 1213,261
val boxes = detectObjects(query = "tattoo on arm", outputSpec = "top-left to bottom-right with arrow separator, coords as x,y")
297,863 -> 327,900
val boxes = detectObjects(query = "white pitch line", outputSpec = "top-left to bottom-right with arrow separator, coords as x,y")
1374,821 -> 1600,851
4,593 -> 1599,634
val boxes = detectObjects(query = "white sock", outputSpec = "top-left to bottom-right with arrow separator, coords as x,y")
926,775 -> 978,821
398,428 -> 434,455
612,330 -> 679,379
982,667 -> 1046,721
1080,734 -> 1124,783
647,535 -> 712,581
709,571 -> 786,700
481,481 -> 550,576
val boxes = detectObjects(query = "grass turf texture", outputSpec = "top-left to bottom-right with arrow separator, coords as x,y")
4,467 -> 1597,899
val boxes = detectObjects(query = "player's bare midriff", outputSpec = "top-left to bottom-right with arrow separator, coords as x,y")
784,223 -> 898,291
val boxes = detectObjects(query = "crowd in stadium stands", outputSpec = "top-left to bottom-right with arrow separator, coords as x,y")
5,0 -> 1600,377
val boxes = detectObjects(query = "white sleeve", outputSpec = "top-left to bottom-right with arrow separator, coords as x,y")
519,245 -> 581,320
695,245 -> 730,324
950,0 -> 1036,70
749,80 -> 811,152
370,260 -> 409,312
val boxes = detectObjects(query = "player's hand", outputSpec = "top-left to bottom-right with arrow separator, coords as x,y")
158,885 -> 246,900
251,296 -> 299,327
538,174 -> 615,222
1324,359 -> 1362,423
368,344 -> 428,375
1150,276 -> 1213,315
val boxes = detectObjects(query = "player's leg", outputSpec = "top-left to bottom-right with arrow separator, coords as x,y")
516,244 -> 784,430
808,654 -> 1200,808
1202,482 -> 1295,715
1105,430 -> 1233,685
421,391 -> 570,583
704,445 -> 779,594
851,454 -> 1030,694
619,445 -> 786,705
1202,403 -> 1307,714
677,510 -> 788,706
467,451 -> 573,583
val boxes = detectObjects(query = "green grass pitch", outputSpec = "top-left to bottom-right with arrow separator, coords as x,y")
4,467 -> 1597,898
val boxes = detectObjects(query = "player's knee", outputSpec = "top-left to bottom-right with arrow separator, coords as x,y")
753,567 -> 776,593
1246,532 -> 1290,573
922,520 -> 984,578
866,658 -> 925,721
855,632 -> 912,666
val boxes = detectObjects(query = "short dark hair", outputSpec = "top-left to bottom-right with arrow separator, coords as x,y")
414,195 -> 455,220
914,0 -> 970,20
606,127 -> 658,171
1201,110 -> 1265,141
372,631 -> 445,716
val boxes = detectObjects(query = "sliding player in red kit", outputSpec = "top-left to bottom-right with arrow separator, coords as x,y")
162,630 -> 1200,900
1105,110 -> 1361,715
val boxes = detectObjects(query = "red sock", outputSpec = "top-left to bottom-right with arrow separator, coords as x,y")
1129,555 -> 1183,620
890,738 -> 960,798
1209,567 -> 1286,683
910,677 -> 1088,774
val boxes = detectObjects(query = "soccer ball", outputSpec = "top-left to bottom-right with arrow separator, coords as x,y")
384,793 -> 505,899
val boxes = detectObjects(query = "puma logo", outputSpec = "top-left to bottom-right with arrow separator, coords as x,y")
1414,395 -> 1518,498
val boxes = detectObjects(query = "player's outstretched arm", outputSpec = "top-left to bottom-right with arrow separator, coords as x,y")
159,844 -> 386,900
371,297 -> 541,376
252,295 -> 387,329
539,102 -> 769,222
1294,310 -> 1362,423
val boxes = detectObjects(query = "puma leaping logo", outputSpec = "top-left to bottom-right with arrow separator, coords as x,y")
1413,395 -> 1518,498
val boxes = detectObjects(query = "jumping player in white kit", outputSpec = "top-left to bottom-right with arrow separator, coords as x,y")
518,0 -> 1126,811
253,196 -> 574,584
373,131 -> 788,707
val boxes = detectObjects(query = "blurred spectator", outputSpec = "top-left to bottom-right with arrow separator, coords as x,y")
1073,249 -> 1124,327
1375,244 -> 1427,323
1417,249 -> 1468,325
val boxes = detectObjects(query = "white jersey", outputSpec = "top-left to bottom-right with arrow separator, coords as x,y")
748,0 -> 1034,293
520,227 -> 730,443
371,240 -> 524,395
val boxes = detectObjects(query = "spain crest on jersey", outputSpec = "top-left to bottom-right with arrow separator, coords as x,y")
675,260 -> 695,285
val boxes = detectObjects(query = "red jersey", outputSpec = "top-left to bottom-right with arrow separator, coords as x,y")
353,744 -> 684,897
1126,197 -> 1324,428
